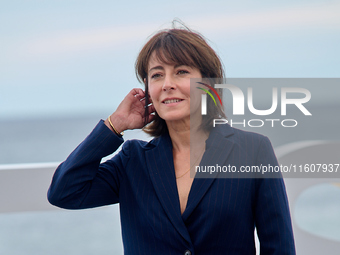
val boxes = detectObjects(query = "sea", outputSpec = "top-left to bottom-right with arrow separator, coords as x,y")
0,104 -> 340,254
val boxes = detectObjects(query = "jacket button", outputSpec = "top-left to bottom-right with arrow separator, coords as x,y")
184,250 -> 191,255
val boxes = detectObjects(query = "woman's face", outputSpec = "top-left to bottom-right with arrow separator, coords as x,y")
147,52 -> 203,124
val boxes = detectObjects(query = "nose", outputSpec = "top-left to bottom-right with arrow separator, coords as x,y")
162,75 -> 176,92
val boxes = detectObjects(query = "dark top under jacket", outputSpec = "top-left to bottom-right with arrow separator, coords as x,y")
48,120 -> 295,255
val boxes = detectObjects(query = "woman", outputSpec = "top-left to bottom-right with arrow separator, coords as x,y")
48,26 -> 295,254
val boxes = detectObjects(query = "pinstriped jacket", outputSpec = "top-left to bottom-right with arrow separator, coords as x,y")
48,120 -> 295,255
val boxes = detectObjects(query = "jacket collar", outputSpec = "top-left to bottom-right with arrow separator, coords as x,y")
183,124 -> 235,220
145,124 -> 235,242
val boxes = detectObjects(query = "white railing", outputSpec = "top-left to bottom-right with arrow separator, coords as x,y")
0,162 -> 59,213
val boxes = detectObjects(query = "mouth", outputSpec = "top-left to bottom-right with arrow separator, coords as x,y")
162,98 -> 183,104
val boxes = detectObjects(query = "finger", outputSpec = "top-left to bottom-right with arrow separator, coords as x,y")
135,93 -> 145,101
140,103 -> 154,117
148,103 -> 156,114
139,96 -> 152,104
145,112 -> 156,124
128,89 -> 144,102
131,88 -> 145,98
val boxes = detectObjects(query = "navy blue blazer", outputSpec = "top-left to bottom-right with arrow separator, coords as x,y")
48,120 -> 295,255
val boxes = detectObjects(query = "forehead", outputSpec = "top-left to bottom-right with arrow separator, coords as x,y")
148,51 -> 162,67
148,51 -> 173,69
147,50 -> 193,72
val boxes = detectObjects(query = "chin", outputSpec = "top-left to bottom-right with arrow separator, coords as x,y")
160,113 -> 189,122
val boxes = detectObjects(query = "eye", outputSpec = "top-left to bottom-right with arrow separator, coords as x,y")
151,73 -> 162,79
177,70 -> 189,75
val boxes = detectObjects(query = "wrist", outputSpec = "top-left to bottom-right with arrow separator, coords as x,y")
107,114 -> 125,137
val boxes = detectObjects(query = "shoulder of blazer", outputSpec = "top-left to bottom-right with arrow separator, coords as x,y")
124,133 -> 170,151
209,123 -> 269,146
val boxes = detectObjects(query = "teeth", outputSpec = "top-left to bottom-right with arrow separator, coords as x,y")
163,99 -> 182,104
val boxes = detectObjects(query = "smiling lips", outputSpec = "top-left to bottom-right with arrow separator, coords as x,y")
162,99 -> 183,104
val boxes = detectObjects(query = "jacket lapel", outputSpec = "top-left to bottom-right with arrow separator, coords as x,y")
145,133 -> 192,243
145,124 -> 235,239
182,124 -> 235,221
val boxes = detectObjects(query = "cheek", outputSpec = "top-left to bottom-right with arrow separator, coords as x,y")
183,78 -> 195,98
190,86 -> 203,104
191,94 -> 202,110
148,85 -> 161,112
148,86 -> 158,102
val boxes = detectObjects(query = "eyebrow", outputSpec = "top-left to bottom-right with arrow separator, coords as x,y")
148,64 -> 188,73
148,65 -> 163,73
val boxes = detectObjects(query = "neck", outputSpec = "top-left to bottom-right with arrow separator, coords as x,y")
166,117 -> 208,153
167,119 -> 190,153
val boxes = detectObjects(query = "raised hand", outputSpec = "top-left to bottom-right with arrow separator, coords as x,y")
105,88 -> 155,134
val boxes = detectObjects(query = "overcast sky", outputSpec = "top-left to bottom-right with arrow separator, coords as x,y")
1,0 -> 339,120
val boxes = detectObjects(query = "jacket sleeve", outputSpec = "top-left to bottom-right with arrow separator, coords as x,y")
254,136 -> 296,255
47,120 -> 130,209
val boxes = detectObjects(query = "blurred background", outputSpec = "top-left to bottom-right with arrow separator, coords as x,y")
0,0 -> 339,254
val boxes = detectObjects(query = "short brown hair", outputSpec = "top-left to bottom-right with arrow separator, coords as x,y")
135,27 -> 226,137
